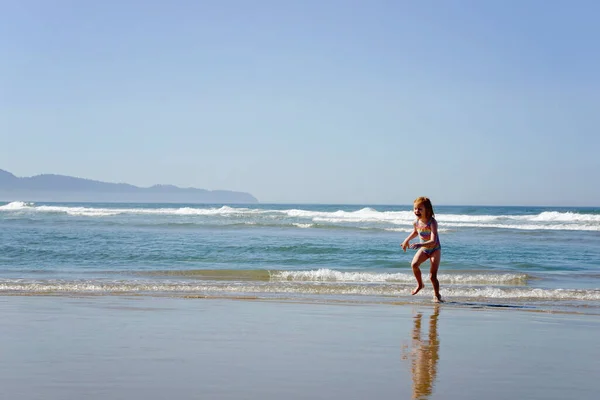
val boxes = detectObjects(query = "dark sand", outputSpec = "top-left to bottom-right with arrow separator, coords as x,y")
1,296 -> 598,400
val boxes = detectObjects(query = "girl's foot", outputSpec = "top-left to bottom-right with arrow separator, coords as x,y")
411,284 -> 424,295
433,294 -> 444,303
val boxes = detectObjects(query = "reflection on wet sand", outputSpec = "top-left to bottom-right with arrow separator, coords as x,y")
403,306 -> 440,399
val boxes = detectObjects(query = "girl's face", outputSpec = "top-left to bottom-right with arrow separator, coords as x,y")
414,203 -> 427,219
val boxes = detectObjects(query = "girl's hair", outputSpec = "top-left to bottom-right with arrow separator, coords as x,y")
414,196 -> 435,218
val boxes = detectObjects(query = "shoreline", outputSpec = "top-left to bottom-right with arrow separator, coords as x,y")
1,291 -> 598,316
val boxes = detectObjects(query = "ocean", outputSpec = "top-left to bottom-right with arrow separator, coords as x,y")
1,201 -> 599,314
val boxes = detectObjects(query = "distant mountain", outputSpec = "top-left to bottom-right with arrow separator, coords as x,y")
0,169 -> 258,203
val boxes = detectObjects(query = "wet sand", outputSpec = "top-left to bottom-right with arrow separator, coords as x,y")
0,296 -> 598,400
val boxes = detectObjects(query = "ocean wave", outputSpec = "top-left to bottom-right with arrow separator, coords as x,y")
0,201 -> 34,210
2,202 -> 599,231
269,269 -> 529,285
1,279 -> 598,302
137,268 -> 529,285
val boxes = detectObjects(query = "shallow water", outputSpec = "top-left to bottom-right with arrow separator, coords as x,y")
1,202 -> 599,313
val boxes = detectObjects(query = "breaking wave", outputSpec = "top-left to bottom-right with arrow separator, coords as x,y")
2,202 -> 599,231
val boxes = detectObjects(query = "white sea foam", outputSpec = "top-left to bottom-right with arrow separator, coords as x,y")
441,287 -> 600,301
384,227 -> 414,232
439,222 -> 600,231
311,208 -> 414,224
270,269 -> 528,285
0,201 -> 33,210
1,203 -> 598,231
530,211 -> 600,222
1,279 -> 598,302
285,209 -> 600,231
36,205 -> 122,217
293,223 -> 314,228
0,203 -> 256,217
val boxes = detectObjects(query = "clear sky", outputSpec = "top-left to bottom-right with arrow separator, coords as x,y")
1,0 -> 599,206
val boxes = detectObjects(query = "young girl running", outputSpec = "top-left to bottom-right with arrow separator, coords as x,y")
401,197 -> 443,303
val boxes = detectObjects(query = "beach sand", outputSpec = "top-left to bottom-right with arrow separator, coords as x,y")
1,296 -> 598,400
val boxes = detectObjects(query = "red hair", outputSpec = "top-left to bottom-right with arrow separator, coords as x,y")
413,197 -> 435,218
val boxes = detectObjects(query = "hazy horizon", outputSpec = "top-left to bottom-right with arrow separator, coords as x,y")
0,168 -> 597,207
1,1 -> 599,206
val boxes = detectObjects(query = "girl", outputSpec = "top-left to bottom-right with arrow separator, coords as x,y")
401,197 -> 443,302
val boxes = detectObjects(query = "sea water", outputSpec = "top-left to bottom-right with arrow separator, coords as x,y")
1,201 -> 599,313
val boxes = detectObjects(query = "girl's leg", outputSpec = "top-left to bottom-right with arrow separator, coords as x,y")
428,250 -> 442,302
411,249 -> 429,295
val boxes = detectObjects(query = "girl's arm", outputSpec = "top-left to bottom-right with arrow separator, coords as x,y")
401,224 -> 418,251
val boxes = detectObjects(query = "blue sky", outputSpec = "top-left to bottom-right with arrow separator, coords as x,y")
1,0 -> 599,206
